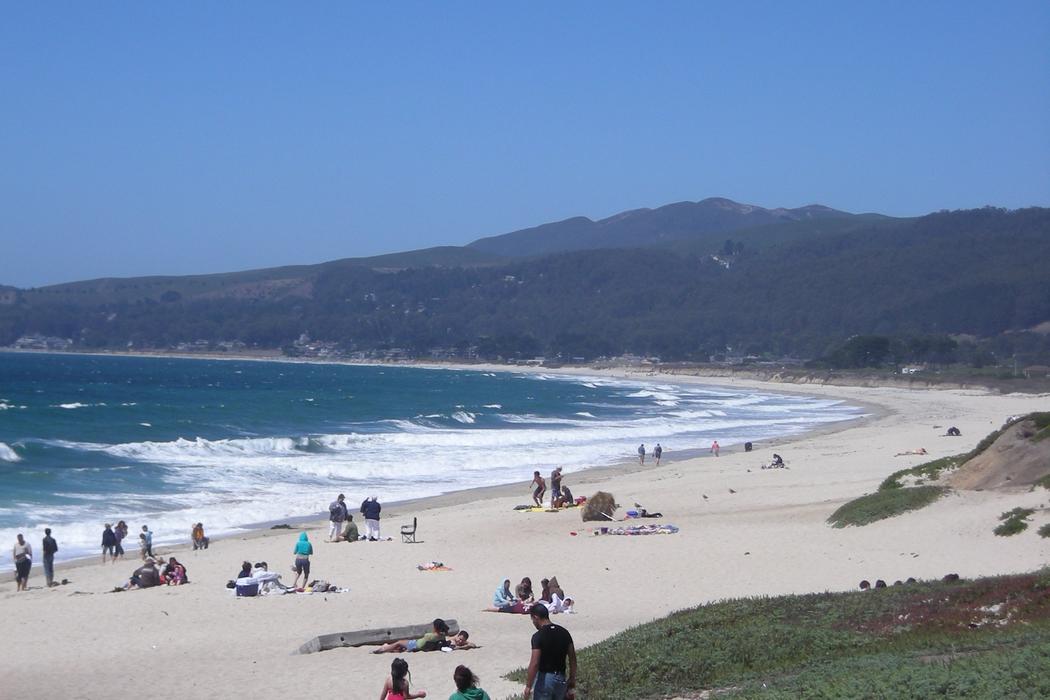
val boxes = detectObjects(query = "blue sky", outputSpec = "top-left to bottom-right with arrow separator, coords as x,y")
2,2 -> 1048,287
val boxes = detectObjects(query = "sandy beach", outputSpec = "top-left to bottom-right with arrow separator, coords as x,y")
3,370 -> 1048,700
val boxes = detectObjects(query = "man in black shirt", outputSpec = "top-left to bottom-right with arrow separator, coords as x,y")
42,528 -> 58,587
524,602 -> 577,699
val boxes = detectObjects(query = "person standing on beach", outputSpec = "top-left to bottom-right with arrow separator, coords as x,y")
42,528 -> 58,587
550,468 -> 563,509
531,471 -> 546,507
102,523 -> 117,564
191,522 -> 209,550
361,495 -> 382,541
114,520 -> 128,560
523,602 -> 577,699
13,534 -> 32,591
291,532 -> 313,588
328,493 -> 348,542
141,524 -> 154,559
637,444 -> 645,465
653,444 -> 663,465
710,440 -> 720,457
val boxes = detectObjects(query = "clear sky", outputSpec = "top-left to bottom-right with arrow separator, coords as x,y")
2,2 -> 1048,288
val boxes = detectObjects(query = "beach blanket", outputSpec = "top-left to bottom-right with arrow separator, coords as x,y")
417,561 -> 452,571
594,524 -> 679,536
515,506 -> 558,513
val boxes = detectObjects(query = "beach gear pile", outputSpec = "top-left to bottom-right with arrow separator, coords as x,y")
592,523 -> 679,536
417,561 -> 452,571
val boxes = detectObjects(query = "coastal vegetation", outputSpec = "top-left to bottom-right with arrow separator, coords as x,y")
994,508 -> 1035,537
2,206 -> 1049,368
503,571 -> 1050,699
828,485 -> 946,528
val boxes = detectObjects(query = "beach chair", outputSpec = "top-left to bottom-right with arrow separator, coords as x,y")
400,517 -> 418,543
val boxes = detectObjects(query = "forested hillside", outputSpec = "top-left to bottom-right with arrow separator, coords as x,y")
2,206 -> 1048,364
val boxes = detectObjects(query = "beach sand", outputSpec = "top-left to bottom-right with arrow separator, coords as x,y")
2,372 -> 1048,700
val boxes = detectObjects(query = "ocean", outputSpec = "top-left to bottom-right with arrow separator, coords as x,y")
0,352 -> 862,567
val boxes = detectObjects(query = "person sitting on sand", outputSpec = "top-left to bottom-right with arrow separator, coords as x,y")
380,657 -> 427,700
539,575 -> 574,614
531,471 -> 546,507
895,448 -> 928,457
163,557 -> 188,585
237,561 -> 252,580
191,523 -> 209,550
449,664 -> 490,700
515,577 -> 535,604
342,513 -> 360,542
124,558 -> 160,590
485,578 -> 527,613
291,532 -> 313,588
372,618 -> 450,654
946,426 -> 961,437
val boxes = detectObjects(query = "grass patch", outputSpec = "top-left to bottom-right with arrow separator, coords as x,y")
502,572 -> 1050,700
994,507 -> 1035,536
828,485 -> 945,527
880,455 -> 964,491
1039,523 -> 1050,539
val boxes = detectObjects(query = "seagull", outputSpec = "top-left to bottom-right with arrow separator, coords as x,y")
702,494 -> 708,500
729,488 -> 737,494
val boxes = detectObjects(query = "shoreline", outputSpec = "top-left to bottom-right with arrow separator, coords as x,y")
3,366 -> 1047,699
2,359 -> 881,579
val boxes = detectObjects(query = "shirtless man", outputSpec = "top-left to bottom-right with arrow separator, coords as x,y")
531,471 -> 546,507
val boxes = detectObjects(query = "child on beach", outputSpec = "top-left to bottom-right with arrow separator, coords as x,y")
380,657 -> 426,699
449,665 -> 490,700
373,618 -> 450,654
291,532 -> 312,588
531,471 -> 546,507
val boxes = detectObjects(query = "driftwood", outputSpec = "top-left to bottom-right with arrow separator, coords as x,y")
296,619 -> 460,654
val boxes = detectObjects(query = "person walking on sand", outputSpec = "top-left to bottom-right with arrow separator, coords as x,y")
653,443 -> 663,465
141,524 -> 154,559
637,444 -> 645,465
114,520 -> 128,560
450,665 -> 491,700
13,533 -> 32,591
531,471 -> 546,507
379,657 -> 427,699
361,495 -> 382,541
710,440 -> 720,457
523,602 -> 577,699
328,493 -> 348,542
102,523 -> 117,564
291,531 -> 313,588
42,528 -> 58,587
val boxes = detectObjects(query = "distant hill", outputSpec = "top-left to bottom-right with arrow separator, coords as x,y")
2,202 -> 1048,364
467,197 -> 875,258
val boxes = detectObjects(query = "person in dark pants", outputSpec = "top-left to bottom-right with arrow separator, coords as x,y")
102,524 -> 117,564
523,603 -> 577,700
42,528 -> 58,587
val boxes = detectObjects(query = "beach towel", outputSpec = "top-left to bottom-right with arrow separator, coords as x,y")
417,561 -> 452,571
595,524 -> 679,536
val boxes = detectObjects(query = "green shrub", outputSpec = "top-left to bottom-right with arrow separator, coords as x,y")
880,455 -> 963,491
1038,523 -> 1050,539
828,486 -> 945,527
994,507 -> 1035,536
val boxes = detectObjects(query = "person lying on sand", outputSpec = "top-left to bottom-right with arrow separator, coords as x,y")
372,618 -> 449,654
894,448 -> 928,456
446,630 -> 480,650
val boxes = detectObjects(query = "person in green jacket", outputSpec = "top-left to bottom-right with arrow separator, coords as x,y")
449,665 -> 490,700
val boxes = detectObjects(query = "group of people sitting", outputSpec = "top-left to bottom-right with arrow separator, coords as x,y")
372,618 -> 480,654
487,576 -> 573,614
121,556 -> 188,590
380,658 -> 491,700
761,453 -> 785,469
232,560 -> 288,595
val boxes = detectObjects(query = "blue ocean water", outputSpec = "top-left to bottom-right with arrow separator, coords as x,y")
0,352 -> 861,566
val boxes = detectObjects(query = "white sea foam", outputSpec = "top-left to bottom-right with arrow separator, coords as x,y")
451,411 -> 476,424
0,442 -> 21,462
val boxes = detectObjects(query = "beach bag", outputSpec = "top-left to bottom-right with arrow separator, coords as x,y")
235,577 -> 259,597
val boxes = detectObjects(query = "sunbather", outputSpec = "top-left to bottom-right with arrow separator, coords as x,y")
372,618 -> 449,654
894,448 -> 928,456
